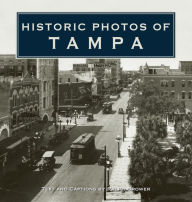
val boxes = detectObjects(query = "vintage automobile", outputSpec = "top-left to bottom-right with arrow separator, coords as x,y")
38,151 -> 56,172
118,108 -> 124,114
102,102 -> 113,114
98,153 -> 110,166
17,156 -> 37,172
87,113 -> 94,121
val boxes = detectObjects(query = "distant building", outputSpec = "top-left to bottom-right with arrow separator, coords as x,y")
73,58 -> 122,95
58,70 -> 93,114
142,63 -> 192,111
179,61 -> 192,74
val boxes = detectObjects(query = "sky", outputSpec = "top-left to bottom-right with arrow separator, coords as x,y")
0,0 -> 192,70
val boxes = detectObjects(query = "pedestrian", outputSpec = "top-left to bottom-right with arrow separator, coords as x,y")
69,119 -> 72,124
66,119 -> 69,125
127,115 -> 130,126
128,146 -> 131,157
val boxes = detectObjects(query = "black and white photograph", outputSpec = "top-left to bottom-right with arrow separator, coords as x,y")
0,1 -> 192,202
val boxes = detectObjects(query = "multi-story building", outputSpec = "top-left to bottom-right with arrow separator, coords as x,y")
141,63 -> 192,111
36,59 -> 58,122
73,58 -> 122,95
58,70 -> 93,114
179,61 -> 192,74
0,55 -> 58,141
10,78 -> 39,136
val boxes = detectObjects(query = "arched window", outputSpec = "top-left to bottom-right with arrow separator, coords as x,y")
12,89 -> 18,107
12,112 -> 17,126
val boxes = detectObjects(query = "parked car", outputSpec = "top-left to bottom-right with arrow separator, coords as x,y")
38,151 -> 56,172
118,108 -> 124,114
98,153 -> 109,166
87,113 -> 94,121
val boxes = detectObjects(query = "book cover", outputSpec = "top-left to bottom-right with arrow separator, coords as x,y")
0,1 -> 192,202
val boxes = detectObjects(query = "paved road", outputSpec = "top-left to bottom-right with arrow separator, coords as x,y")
0,90 -> 130,202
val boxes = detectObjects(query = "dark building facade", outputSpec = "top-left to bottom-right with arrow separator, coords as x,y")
10,78 -> 39,135
59,82 -> 92,111
179,61 -> 192,74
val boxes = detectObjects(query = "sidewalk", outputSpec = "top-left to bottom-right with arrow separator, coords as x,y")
103,118 -> 141,201
58,116 -> 88,129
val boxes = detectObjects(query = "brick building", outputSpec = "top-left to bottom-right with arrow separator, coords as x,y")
141,63 -> 192,111
10,78 -> 39,135
179,61 -> 192,74
0,55 -> 58,141
59,70 -> 92,114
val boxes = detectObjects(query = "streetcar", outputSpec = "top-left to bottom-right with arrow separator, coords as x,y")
70,133 -> 96,163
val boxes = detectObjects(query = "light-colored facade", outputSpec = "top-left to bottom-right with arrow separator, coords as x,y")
37,59 -> 58,122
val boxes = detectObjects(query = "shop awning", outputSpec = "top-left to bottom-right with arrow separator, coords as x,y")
6,136 -> 29,150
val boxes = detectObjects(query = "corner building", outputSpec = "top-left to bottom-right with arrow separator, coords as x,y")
141,63 -> 192,111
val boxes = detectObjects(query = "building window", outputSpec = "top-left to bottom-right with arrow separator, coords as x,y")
12,113 -> 17,126
161,91 -> 164,97
182,91 -> 185,99
43,81 -> 46,92
160,80 -> 168,87
43,97 -> 46,108
35,106 -> 38,112
170,91 -> 175,98
76,78 -> 79,82
188,92 -> 192,99
164,91 -> 169,96
171,80 -> 175,87
188,80 -> 192,87
182,80 -> 185,87
161,81 -> 164,87
13,95 -> 17,107
148,69 -> 153,74
68,78 -> 71,82
59,78 -> 62,83
52,95 -> 54,106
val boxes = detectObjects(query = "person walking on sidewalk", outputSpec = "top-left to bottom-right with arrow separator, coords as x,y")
69,119 -> 72,124
128,146 -> 131,157
127,114 -> 130,126
66,119 -> 69,125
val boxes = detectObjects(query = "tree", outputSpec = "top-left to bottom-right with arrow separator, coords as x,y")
129,82 -> 185,117
136,115 -> 167,140
129,137 -> 166,201
129,116 -> 167,201
174,120 -> 192,180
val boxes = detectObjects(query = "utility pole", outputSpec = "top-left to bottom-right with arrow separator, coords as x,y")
104,145 -> 107,200
123,112 -> 125,141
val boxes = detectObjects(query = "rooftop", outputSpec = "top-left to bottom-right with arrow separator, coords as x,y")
72,133 -> 94,145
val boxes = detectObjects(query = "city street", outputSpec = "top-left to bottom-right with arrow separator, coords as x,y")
0,90 -> 130,202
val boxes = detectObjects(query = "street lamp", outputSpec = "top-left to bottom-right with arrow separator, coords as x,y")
115,135 -> 121,158
123,112 -> 127,141
106,160 -> 112,189
104,145 -> 107,201
74,110 -> 78,125
58,119 -> 62,133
